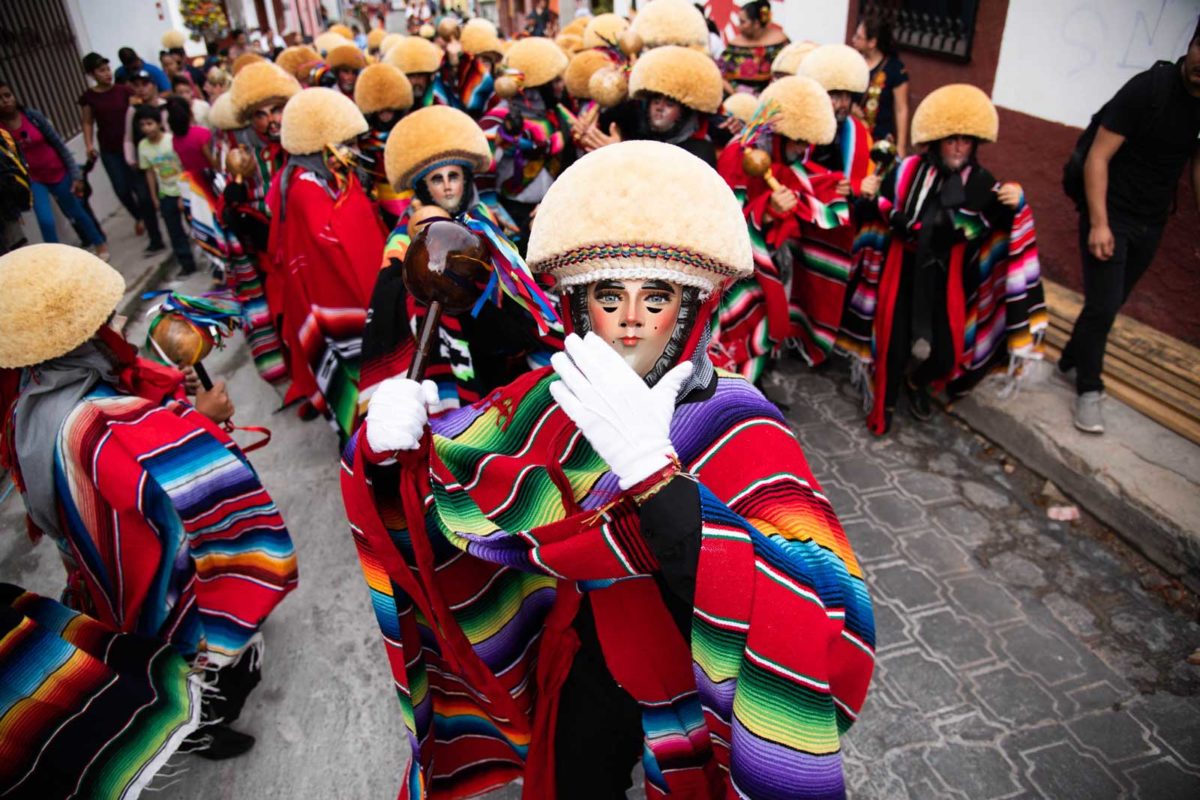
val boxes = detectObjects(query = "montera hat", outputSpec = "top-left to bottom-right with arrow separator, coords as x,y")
911,83 -> 998,145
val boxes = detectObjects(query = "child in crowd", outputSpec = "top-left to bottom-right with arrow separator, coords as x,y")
135,104 -> 195,274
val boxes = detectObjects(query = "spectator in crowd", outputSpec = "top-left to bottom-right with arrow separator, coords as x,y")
135,104 -> 195,275
172,74 -> 211,127
720,0 -> 791,95
78,52 -> 144,235
229,28 -> 250,59
0,123 -> 31,253
526,0 -> 552,36
204,67 -> 233,103
166,95 -> 215,192
850,14 -> 910,157
1058,20 -> 1200,433
115,47 -> 171,92
124,70 -> 168,255
0,80 -> 109,260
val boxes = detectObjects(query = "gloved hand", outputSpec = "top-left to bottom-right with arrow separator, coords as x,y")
549,332 -> 693,490
365,378 -> 440,453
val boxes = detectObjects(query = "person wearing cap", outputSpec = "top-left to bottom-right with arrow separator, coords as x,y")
0,243 -> 298,760
838,84 -> 1046,435
115,47 -> 172,91
121,68 -> 170,256
327,42 -> 368,98
715,75 -> 851,379
579,44 -> 726,167
355,63 -> 416,228
358,105 -> 560,419
223,61 -> 301,393
78,52 -> 143,235
344,140 -> 874,799
480,36 -> 575,243
266,88 -> 386,443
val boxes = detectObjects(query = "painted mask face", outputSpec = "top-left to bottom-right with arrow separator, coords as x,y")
586,278 -> 683,377
647,95 -> 684,133
423,165 -> 465,212
938,134 -> 976,172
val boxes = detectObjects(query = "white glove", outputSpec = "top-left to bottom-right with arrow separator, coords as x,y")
365,378 -> 440,453
549,332 -> 693,490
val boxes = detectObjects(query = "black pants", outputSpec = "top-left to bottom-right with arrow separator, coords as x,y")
131,169 -> 165,249
884,255 -> 955,413
1061,214 -> 1163,395
554,598 -> 643,799
158,195 -> 196,272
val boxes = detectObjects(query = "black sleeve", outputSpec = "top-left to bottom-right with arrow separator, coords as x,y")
887,56 -> 909,88
1099,70 -> 1153,139
637,476 -> 702,610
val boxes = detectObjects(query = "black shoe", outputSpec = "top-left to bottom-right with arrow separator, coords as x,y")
179,265 -> 197,276
143,243 -> 167,256
184,724 -> 256,760
908,382 -> 933,422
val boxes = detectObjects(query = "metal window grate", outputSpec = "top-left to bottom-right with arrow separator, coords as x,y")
0,0 -> 87,138
859,1 -> 980,63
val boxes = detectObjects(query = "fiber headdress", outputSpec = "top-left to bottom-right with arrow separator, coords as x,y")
502,37 -> 569,89
354,63 -> 415,114
722,92 -> 759,124
161,29 -> 186,49
770,40 -> 817,76
758,75 -> 836,144
583,13 -> 629,49
912,83 -> 998,145
461,17 -> 504,57
315,31 -> 351,56
385,105 -> 492,190
327,43 -> 367,71
367,28 -> 388,51
384,36 -> 444,74
231,52 -> 264,76
379,33 -> 405,55
565,48 -> 616,99
628,44 -> 722,113
280,88 -> 368,155
630,0 -> 708,50
528,141 -> 752,297
0,244 -> 125,368
207,92 -> 241,131
275,45 -> 322,81
229,61 -> 301,121
798,43 -> 870,93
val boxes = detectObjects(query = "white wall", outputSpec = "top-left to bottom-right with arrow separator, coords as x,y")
993,0 -> 1200,129
779,0 -> 849,46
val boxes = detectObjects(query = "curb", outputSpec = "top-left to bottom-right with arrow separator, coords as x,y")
949,393 -> 1200,595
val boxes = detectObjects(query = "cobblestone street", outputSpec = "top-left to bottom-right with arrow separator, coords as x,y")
2,298 -> 1198,798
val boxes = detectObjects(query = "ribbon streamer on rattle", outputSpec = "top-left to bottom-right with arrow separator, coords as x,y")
461,214 -> 561,336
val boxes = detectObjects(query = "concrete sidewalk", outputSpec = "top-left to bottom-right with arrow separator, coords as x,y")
950,359 -> 1200,594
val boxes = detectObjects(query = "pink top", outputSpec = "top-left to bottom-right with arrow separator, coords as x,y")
171,124 -> 213,192
15,113 -> 67,185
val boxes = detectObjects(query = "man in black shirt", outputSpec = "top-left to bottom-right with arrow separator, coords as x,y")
1060,20 -> 1200,434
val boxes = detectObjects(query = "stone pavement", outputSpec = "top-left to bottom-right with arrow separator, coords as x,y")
1,272 -> 1198,798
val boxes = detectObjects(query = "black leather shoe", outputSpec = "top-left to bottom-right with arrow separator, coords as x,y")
908,382 -> 933,422
184,724 -> 256,760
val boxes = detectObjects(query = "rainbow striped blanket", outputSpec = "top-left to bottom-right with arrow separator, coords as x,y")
835,155 -> 1048,433
52,385 -> 297,666
342,369 -> 874,799
0,583 -> 201,799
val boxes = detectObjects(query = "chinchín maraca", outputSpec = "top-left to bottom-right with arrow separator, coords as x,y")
146,292 -> 242,389
401,218 -> 489,380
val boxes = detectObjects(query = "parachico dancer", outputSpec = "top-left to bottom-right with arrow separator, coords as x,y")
358,105 -> 561,416
837,84 -> 1046,434
267,88 -> 386,445
343,140 -> 874,799
0,245 -> 297,760
715,75 -> 850,379
354,62 -> 416,229
225,61 -> 301,392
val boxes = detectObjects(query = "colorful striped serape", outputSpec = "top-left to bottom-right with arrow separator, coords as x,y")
0,583 -> 201,800
343,368 -> 875,799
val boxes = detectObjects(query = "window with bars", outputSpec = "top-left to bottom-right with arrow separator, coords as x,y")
859,0 -> 980,63
0,0 -> 87,138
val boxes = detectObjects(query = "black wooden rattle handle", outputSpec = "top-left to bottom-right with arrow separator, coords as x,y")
193,361 -> 214,391
406,300 -> 443,382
